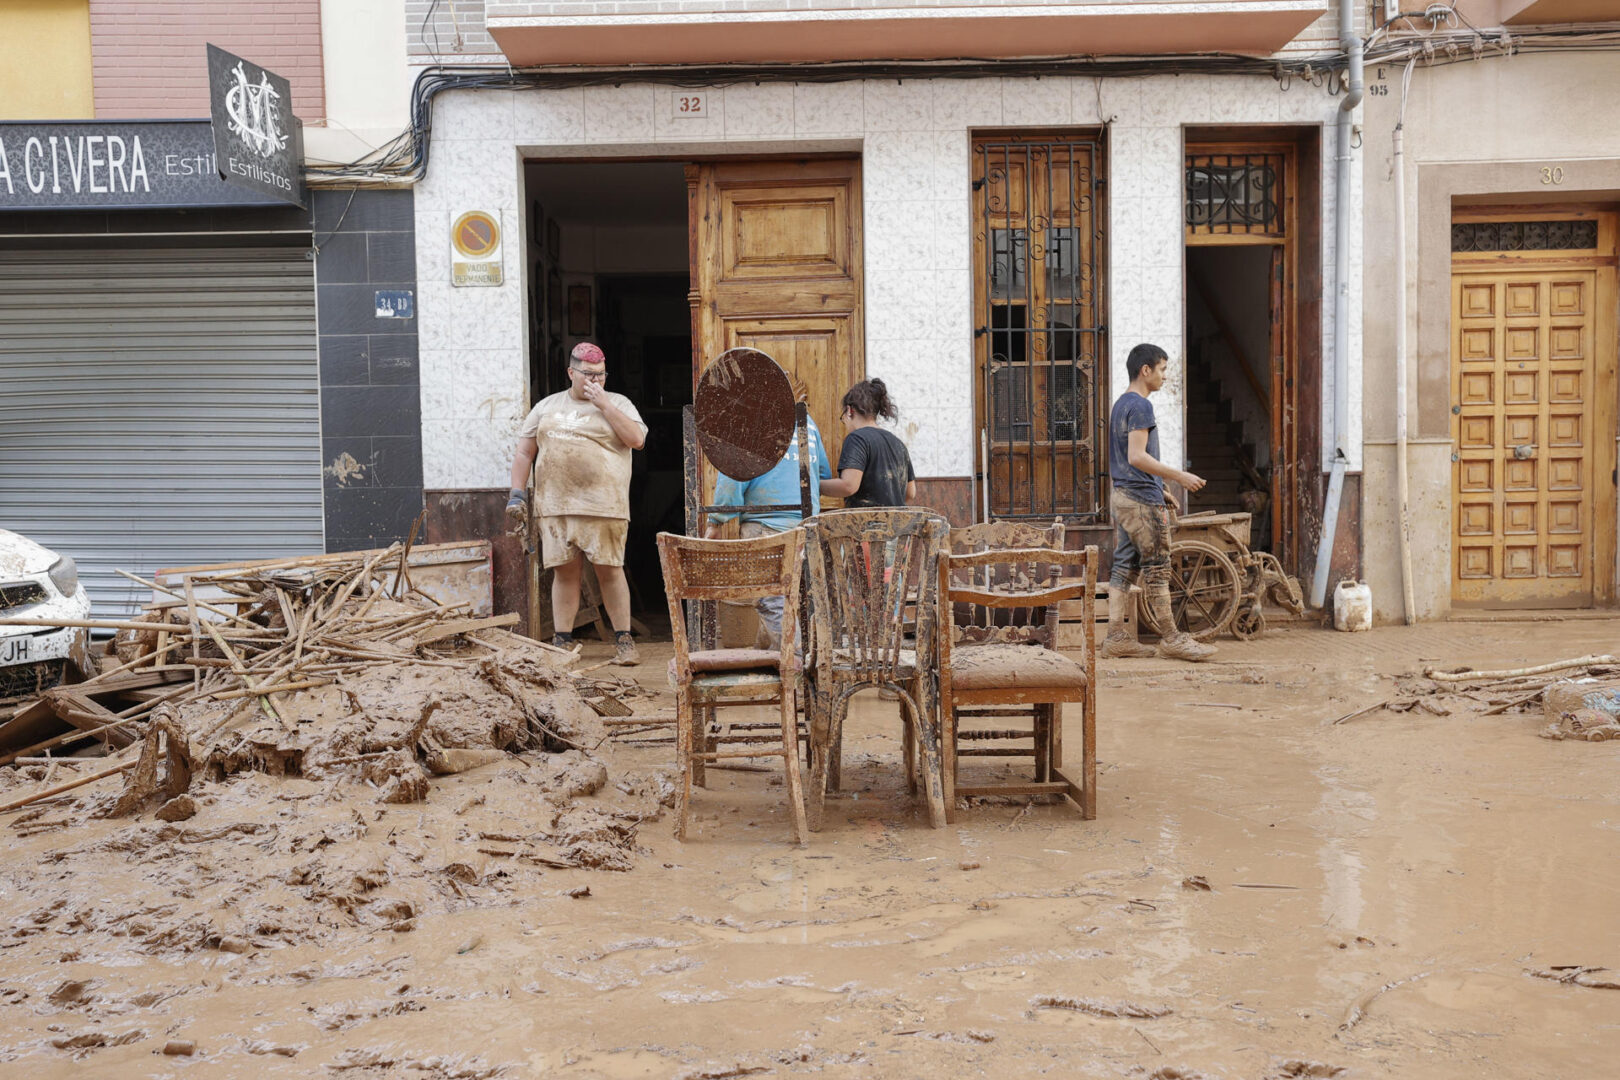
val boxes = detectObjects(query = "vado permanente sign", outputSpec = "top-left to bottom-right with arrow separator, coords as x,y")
206,44 -> 305,208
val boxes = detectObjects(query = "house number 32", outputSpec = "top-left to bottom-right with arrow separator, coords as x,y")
673,93 -> 708,119
1540,166 -> 1565,185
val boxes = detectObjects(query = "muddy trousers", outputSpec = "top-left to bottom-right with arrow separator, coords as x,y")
739,522 -> 787,648
1108,491 -> 1177,635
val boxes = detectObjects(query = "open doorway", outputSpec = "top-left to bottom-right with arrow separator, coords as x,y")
1185,245 -> 1278,551
1181,130 -> 1320,573
524,161 -> 691,622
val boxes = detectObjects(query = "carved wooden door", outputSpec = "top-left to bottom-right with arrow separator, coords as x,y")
687,159 -> 863,485
1451,269 -> 1599,606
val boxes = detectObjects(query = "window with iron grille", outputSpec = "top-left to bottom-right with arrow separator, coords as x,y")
1185,154 -> 1284,236
1451,219 -> 1598,252
974,134 -> 1107,521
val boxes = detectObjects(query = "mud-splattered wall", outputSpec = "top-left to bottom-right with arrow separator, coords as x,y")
314,189 -> 426,551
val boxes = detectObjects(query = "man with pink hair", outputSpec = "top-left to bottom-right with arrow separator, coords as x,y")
507,342 -> 647,665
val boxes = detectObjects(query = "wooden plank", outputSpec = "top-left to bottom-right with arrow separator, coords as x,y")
0,696 -> 72,756
412,613 -> 520,646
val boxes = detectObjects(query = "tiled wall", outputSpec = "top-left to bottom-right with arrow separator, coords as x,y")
313,189 -> 425,552
410,75 -> 1360,490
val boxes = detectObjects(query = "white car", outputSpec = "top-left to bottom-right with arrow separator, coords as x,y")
0,529 -> 94,704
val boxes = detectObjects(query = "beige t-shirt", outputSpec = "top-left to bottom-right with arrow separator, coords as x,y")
518,389 -> 647,520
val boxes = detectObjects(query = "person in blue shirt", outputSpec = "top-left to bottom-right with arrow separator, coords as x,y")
1103,343 -> 1216,662
704,376 -> 832,650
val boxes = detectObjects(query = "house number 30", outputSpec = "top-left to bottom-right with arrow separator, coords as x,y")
1540,166 -> 1565,185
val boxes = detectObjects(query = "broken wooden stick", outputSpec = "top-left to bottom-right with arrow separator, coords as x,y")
1424,655 -> 1616,683
1339,971 -> 1432,1033
0,759 -> 137,814
0,617 -> 184,632
1332,700 -> 1389,725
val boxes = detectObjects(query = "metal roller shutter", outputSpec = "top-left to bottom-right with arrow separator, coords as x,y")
0,244 -> 324,618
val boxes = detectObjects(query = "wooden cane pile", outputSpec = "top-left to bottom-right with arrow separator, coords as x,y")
0,542 -> 601,815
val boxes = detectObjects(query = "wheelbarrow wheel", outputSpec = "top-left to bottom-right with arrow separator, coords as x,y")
1138,539 -> 1241,642
1231,605 -> 1266,640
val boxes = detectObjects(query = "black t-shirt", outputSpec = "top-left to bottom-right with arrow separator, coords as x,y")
837,426 -> 914,508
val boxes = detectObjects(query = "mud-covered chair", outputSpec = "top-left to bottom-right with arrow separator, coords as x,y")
802,508 -> 949,831
657,529 -> 808,845
939,540 -> 1098,820
945,520 -> 1064,810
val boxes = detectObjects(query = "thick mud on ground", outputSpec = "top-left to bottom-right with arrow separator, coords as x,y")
3,620 -> 1619,1078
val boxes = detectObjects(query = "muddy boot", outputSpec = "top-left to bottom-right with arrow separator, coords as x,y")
1146,582 -> 1216,662
1157,632 -> 1217,663
612,631 -> 641,667
1101,584 -> 1155,658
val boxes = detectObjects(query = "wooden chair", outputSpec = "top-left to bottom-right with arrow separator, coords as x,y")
802,508 -> 949,831
939,541 -> 1098,820
657,530 -> 808,845
944,520 -> 1064,806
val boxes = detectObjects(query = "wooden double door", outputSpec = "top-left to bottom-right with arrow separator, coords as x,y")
1450,211 -> 1618,607
686,159 -> 863,480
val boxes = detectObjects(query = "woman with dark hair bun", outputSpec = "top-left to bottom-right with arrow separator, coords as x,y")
819,377 -> 915,507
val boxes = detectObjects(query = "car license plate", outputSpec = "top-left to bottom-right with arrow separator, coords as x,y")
1,635 -> 32,664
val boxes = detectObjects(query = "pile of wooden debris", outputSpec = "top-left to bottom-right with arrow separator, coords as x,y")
1333,653 -> 1620,736
0,541 -> 626,818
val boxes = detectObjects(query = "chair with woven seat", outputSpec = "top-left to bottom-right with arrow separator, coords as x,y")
802,508 -> 949,831
657,529 -> 808,844
939,539 -> 1098,820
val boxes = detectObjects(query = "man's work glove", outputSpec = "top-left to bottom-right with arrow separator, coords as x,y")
505,488 -> 530,537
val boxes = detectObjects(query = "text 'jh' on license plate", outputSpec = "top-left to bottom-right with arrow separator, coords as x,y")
1,635 -> 34,664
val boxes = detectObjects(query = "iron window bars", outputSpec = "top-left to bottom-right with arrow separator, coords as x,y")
975,134 -> 1107,522
1451,220 -> 1598,252
1185,154 -> 1284,235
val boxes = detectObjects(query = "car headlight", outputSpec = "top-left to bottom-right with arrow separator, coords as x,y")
47,555 -> 79,598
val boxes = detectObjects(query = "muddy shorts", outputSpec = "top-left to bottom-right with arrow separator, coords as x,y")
1109,490 -> 1171,589
539,514 -> 628,569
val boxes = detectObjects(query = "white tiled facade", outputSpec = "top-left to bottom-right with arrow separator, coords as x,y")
412,75 -> 1360,491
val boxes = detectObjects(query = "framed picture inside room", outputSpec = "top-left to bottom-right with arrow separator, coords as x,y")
567,284 -> 592,336
530,262 -> 545,332
546,219 -> 561,262
547,271 -> 563,338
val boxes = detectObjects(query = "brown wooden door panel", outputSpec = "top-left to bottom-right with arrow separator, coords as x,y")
689,158 -> 863,509
986,448 -> 1095,515
722,315 -> 854,468
973,133 -> 1106,520
717,187 -> 854,283
1451,269 -> 1598,607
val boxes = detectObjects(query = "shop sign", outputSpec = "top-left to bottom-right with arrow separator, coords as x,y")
451,210 -> 503,287
0,120 -> 286,211
206,44 -> 306,208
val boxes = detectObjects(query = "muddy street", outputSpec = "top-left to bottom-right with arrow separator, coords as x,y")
3,619 -> 1619,1079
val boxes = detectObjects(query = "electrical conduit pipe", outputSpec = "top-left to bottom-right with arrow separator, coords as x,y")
1393,59 -> 1418,625
1311,0 -> 1364,610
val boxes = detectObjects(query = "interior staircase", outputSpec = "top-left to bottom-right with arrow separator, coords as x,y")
1183,340 -> 1265,521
